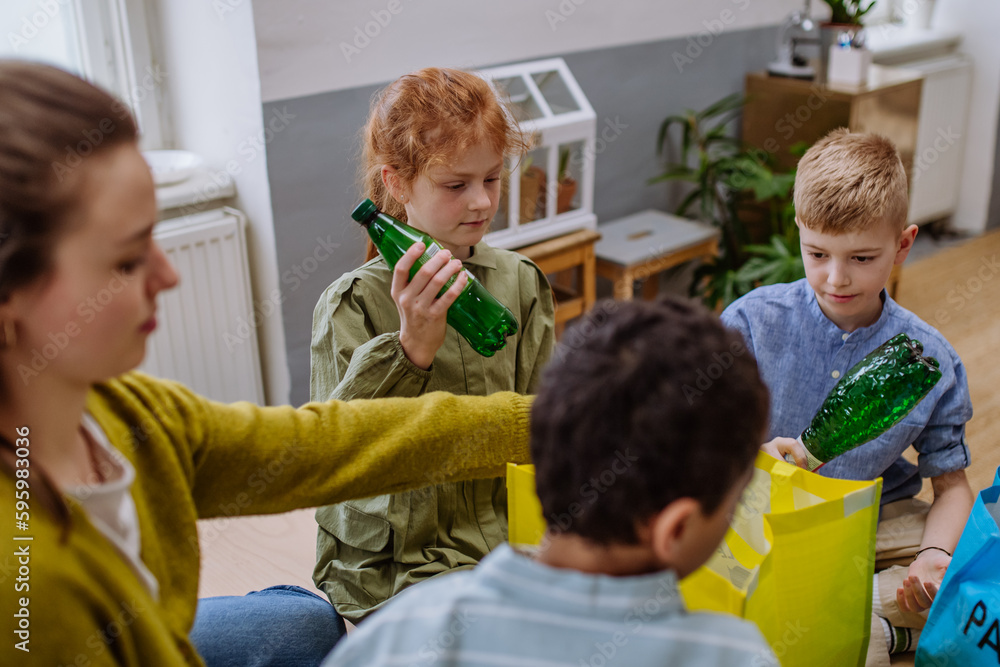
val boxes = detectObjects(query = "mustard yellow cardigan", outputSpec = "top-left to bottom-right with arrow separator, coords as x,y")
0,372 -> 531,666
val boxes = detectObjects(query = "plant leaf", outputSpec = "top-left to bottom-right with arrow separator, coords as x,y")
675,188 -> 704,218
698,93 -> 744,121
656,115 -> 688,156
707,107 -> 743,136
788,141 -> 810,158
681,120 -> 693,164
648,166 -> 700,184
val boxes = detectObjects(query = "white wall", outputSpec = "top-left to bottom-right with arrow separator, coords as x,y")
153,0 -> 290,404
254,0 -> 804,102
933,0 -> 1000,233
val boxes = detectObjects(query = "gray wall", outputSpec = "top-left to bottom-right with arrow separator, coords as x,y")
989,91 -> 1000,231
264,26 -> 778,405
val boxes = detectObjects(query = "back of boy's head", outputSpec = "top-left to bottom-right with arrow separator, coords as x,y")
530,296 -> 769,545
794,128 -> 908,235
360,67 -> 529,224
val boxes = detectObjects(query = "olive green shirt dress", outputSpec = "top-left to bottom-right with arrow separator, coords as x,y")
310,242 -> 555,622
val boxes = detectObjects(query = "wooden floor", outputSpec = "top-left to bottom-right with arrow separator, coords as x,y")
887,228 -> 1000,666
196,229 -> 1000,664
197,507 -> 321,598
895,228 -> 1000,500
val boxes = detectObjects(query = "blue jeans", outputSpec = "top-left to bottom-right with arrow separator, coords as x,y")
190,585 -> 347,667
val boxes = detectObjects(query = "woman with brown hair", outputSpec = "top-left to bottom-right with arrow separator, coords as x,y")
0,60 -> 533,666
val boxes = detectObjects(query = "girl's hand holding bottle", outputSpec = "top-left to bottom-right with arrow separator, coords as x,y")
392,242 -> 468,370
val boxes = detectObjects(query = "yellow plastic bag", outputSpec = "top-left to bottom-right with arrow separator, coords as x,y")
682,453 -> 882,666
506,454 -> 882,666
507,463 -> 546,548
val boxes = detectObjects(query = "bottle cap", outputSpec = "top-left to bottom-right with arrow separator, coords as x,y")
351,198 -> 378,224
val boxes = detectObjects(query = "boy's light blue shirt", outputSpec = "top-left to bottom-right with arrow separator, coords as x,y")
324,543 -> 778,666
722,279 -> 972,504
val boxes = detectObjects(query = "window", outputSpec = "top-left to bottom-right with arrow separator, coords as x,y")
1,0 -> 167,149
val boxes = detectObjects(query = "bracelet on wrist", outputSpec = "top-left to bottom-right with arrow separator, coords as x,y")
911,546 -> 951,563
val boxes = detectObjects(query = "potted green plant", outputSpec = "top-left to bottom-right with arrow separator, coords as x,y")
519,156 -> 545,223
556,147 -> 577,214
650,94 -> 804,309
822,0 -> 876,24
819,0 -> 876,85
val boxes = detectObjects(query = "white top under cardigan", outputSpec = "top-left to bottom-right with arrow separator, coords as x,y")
65,414 -> 159,600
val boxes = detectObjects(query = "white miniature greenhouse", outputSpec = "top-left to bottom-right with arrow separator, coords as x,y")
477,58 -> 597,249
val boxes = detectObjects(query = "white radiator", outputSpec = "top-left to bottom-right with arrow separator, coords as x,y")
140,207 -> 265,405
905,54 -> 973,225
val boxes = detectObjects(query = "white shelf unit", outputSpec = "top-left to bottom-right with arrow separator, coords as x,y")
903,54 -> 973,225
477,58 -> 597,249
870,34 -> 973,226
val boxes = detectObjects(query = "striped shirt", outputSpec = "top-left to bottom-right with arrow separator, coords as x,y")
324,544 -> 777,666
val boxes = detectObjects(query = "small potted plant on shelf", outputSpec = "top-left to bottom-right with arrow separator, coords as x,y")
820,0 -> 877,86
822,0 -> 876,24
556,147 -> 577,214
519,156 -> 545,223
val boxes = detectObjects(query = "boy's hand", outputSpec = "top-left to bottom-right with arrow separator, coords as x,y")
392,243 -> 468,370
896,470 -> 971,613
898,549 -> 950,613
760,437 -> 808,468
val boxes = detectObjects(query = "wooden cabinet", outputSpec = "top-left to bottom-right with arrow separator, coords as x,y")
742,65 -> 922,182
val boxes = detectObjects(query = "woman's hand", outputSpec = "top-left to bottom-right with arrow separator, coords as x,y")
760,436 -> 809,469
392,243 -> 468,370
898,549 -> 950,613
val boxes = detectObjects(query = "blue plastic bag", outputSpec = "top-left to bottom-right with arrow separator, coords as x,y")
916,467 -> 1000,666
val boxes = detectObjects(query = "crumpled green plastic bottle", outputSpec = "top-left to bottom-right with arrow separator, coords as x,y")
797,333 -> 942,471
351,198 -> 519,357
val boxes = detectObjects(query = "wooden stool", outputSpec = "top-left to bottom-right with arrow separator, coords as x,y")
514,229 -> 601,337
595,210 -> 719,300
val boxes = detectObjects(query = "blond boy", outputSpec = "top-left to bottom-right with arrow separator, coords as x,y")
722,129 -> 975,666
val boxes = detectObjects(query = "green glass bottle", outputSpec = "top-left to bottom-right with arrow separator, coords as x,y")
351,198 -> 519,357
797,333 -> 942,471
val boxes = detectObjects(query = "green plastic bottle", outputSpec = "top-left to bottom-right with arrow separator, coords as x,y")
797,333 -> 942,471
351,198 -> 519,357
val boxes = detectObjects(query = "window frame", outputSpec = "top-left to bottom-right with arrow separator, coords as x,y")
80,0 -> 169,149
3,0 -> 169,149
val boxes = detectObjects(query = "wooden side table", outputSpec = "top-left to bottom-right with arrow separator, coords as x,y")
742,66 -> 922,181
514,229 -> 601,336
594,210 -> 719,300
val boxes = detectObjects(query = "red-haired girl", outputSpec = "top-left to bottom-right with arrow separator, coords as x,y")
311,67 -> 555,624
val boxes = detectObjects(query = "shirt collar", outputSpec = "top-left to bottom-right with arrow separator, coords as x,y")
803,280 -> 894,344
65,413 -> 134,496
478,544 -> 685,618
462,242 -> 498,270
